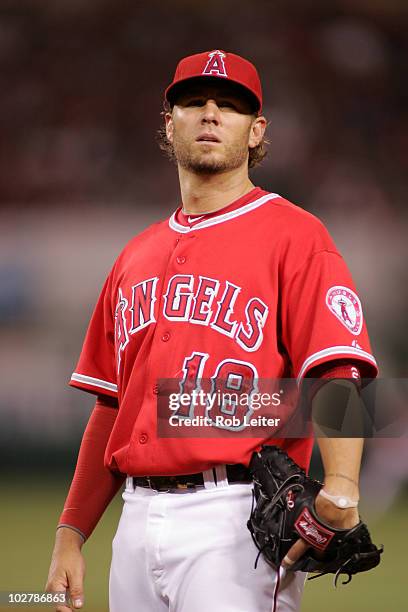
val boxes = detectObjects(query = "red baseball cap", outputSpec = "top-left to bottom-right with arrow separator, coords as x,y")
165,50 -> 263,113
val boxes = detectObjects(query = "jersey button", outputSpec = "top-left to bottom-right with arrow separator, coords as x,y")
153,384 -> 159,395
161,332 -> 170,342
139,433 -> 148,444
176,255 -> 186,264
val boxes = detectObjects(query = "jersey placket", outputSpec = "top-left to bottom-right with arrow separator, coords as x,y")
127,231 -> 198,463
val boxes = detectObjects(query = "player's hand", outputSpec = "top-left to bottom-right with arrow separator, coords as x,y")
45,528 -> 86,611
281,493 -> 360,568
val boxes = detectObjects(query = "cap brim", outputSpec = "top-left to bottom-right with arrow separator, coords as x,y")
165,76 -> 261,113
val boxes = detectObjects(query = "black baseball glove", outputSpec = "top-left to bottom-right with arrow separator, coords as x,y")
247,445 -> 383,585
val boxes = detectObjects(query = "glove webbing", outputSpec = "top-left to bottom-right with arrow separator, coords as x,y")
248,473 -> 304,569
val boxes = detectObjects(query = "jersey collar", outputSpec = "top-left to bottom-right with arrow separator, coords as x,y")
169,188 -> 280,233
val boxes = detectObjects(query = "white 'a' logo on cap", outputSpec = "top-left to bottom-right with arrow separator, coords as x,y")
202,50 -> 227,77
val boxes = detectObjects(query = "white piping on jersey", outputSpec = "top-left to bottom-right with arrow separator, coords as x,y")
169,192 -> 281,233
71,372 -> 118,393
187,215 -> 205,223
297,346 -> 377,383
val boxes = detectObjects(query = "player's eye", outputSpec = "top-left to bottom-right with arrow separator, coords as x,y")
185,98 -> 205,107
218,100 -> 237,110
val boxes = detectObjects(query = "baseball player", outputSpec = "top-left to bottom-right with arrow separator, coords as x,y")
46,50 -> 378,612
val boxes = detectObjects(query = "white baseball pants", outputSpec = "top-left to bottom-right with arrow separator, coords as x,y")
109,470 -> 306,612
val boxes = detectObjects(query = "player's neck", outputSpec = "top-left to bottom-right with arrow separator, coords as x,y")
178,165 -> 255,215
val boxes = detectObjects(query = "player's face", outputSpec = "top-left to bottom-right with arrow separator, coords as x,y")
165,81 -> 266,174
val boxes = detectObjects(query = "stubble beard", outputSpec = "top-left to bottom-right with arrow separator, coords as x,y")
172,131 -> 249,175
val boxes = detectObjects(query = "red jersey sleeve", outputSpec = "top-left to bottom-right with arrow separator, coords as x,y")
69,269 -> 118,398
280,215 -> 378,382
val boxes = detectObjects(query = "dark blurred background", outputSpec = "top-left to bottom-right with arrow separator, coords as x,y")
0,1 -> 406,610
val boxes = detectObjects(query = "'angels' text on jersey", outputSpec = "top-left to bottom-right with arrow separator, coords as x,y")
115,274 -> 269,373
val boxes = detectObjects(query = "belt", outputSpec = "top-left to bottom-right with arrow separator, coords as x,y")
133,464 -> 252,492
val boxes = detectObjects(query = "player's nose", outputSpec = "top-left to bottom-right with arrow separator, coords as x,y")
201,99 -> 221,124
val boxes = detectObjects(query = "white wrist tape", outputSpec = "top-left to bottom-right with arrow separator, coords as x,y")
318,488 -> 359,509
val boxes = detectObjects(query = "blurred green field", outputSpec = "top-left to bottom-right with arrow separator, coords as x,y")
0,477 -> 406,612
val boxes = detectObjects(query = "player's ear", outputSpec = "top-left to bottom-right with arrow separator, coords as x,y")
248,115 -> 267,149
165,112 -> 174,143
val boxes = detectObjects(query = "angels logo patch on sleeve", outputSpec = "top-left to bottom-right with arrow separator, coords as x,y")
326,285 -> 363,335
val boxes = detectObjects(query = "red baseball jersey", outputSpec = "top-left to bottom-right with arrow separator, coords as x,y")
69,187 -> 377,475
